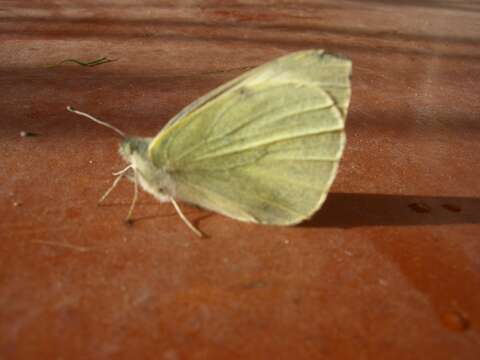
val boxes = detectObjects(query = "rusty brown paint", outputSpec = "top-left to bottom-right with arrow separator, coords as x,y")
1,1 -> 480,359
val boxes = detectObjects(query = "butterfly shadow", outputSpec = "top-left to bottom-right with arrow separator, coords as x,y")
96,193 -> 480,229
302,192 -> 480,228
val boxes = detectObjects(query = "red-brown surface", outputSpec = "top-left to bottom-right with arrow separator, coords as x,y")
1,1 -> 479,359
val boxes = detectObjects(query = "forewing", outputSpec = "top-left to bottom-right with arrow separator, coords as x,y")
149,50 -> 351,224
161,49 -> 350,129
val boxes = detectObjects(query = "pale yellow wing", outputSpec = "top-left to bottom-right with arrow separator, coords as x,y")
149,50 -> 351,224
162,49 -> 349,128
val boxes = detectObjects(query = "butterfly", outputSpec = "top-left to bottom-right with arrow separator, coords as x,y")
68,49 -> 351,236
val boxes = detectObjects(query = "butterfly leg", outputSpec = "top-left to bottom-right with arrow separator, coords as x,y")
98,164 -> 133,204
170,197 -> 203,237
125,169 -> 139,223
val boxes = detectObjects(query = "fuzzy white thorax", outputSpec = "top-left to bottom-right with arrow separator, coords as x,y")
129,152 -> 175,203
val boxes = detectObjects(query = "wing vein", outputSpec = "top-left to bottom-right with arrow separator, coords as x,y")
206,102 -> 334,145
244,166 -> 333,190
184,127 -> 343,164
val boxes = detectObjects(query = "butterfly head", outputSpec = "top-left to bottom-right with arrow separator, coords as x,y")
119,137 -> 151,161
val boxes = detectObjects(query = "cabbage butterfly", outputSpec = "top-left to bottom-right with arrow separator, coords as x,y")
68,49 -> 351,236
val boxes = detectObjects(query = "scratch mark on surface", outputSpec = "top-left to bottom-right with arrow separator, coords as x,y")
32,240 -> 91,252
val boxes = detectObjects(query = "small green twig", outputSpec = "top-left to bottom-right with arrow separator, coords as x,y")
48,56 -> 117,68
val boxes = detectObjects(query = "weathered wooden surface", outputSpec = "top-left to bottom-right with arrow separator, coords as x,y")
1,1 -> 479,359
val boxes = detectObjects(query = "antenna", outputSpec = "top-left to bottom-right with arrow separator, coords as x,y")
66,106 -> 126,138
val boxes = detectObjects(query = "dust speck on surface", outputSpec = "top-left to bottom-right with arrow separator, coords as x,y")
20,131 -> 38,137
378,279 -> 388,286
241,280 -> 267,290
408,202 -> 431,213
163,349 -> 179,360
